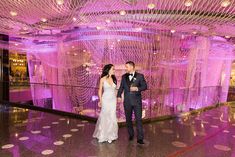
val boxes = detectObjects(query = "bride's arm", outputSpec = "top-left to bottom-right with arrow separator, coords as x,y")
98,78 -> 104,107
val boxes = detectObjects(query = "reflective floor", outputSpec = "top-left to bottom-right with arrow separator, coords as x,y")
1,104 -> 235,157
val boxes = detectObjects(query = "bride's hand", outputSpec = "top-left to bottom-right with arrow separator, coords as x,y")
117,98 -> 122,103
98,101 -> 102,108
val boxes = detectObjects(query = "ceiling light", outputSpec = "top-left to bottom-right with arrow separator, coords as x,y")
22,27 -> 28,31
10,11 -> 17,16
147,3 -> 156,9
56,0 -> 64,5
41,18 -> 47,22
192,31 -> 197,34
184,0 -> 193,7
117,39 -> 121,42
171,29 -> 176,33
73,17 -> 77,21
136,27 -> 142,31
119,10 -> 126,16
105,19 -> 111,23
96,26 -> 102,30
225,35 -> 230,38
221,0 -> 231,7
15,43 -> 18,46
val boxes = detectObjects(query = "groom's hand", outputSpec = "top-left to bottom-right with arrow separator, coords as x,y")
130,87 -> 138,91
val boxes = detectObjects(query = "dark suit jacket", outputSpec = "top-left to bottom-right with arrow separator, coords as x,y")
117,72 -> 147,106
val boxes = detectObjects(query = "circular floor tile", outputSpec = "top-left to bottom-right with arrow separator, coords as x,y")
210,125 -> 219,128
52,122 -> 59,125
63,134 -> 72,138
19,137 -> 29,141
53,141 -> 64,146
220,120 -> 228,123
223,130 -> 230,133
77,124 -> 85,127
1,144 -> 14,149
41,149 -> 54,155
70,129 -> 79,132
42,126 -> 51,129
197,132 -> 207,136
214,145 -> 231,151
31,130 -> 41,134
172,141 -> 187,148
161,129 -> 174,134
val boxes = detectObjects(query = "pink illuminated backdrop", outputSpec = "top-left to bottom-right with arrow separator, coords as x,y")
0,0 -> 234,119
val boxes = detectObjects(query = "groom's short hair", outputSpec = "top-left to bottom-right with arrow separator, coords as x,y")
126,61 -> 135,68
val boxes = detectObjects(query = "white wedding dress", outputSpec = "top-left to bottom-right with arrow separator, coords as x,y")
93,80 -> 118,143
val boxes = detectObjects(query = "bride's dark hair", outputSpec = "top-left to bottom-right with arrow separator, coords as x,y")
101,64 -> 117,85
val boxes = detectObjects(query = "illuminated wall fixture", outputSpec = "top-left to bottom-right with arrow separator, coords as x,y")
221,0 -> 231,7
192,31 -> 197,35
184,0 -> 193,7
10,11 -> 17,16
56,0 -> 64,5
119,10 -> 126,16
147,3 -> 156,9
225,35 -> 231,39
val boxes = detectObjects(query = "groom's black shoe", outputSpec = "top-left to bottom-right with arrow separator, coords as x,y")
129,136 -> 134,141
137,140 -> 145,145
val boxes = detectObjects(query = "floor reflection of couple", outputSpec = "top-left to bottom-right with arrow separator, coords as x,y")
93,61 -> 147,145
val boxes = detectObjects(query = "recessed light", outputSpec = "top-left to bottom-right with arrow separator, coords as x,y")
105,19 -> 111,23
119,10 -> 126,16
221,0 -> 231,7
41,18 -> 47,22
184,0 -> 193,7
171,29 -> 176,33
10,11 -> 17,16
117,39 -> 121,42
136,27 -> 142,31
96,26 -> 102,30
225,35 -> 231,38
56,0 -> 64,5
22,27 -> 28,31
192,31 -> 197,34
147,3 -> 156,9
73,17 -> 77,21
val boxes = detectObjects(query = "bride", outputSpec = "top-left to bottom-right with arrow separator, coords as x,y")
93,64 -> 118,143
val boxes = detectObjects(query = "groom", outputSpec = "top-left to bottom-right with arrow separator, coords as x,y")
117,61 -> 147,145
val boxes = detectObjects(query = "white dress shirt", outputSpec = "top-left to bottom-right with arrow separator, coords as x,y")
129,72 -> 135,81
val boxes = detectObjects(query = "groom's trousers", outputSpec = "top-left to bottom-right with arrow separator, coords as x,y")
124,103 -> 144,140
